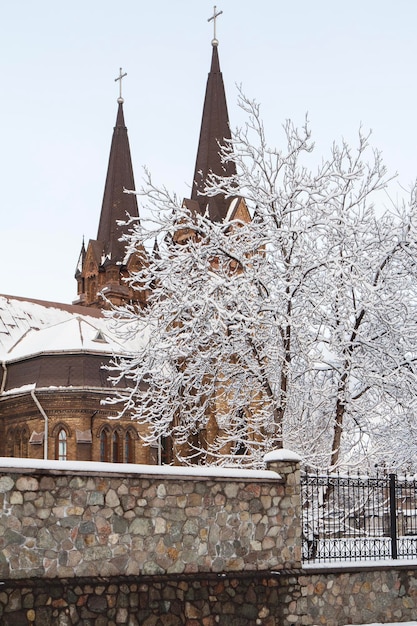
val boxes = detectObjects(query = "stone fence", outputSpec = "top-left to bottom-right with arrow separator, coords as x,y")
0,451 -> 301,581
295,564 -> 417,626
1,453 -> 417,625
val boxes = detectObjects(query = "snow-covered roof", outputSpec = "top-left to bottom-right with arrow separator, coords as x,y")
224,197 -> 240,222
7,317 -> 125,361
0,294 -> 141,361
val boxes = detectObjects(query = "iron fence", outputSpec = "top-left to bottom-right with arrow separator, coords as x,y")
301,471 -> 417,563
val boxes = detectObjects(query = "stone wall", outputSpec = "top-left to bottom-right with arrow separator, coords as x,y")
1,566 -> 417,626
0,573 -> 285,626
2,455 -> 417,625
294,565 -> 417,626
0,456 -> 301,580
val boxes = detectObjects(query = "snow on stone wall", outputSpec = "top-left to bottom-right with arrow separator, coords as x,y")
0,460 -> 301,580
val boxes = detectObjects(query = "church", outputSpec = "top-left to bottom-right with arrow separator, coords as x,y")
0,28 -> 249,465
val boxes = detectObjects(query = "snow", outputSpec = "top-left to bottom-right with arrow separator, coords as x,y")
224,197 -> 240,222
7,317 -> 130,361
0,456 -> 280,480
303,558 -> 417,570
0,295 -> 101,357
0,294 -> 145,362
264,449 -> 302,463
1,383 -> 36,396
350,623 -> 417,626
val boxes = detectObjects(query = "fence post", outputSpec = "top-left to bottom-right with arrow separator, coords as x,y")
264,449 -> 302,569
389,473 -> 398,559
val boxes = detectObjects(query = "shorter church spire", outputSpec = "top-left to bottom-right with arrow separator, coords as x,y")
96,95 -> 139,263
74,72 -> 147,309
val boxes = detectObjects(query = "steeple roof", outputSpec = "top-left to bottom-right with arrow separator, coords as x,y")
190,42 -> 237,222
74,95 -> 147,310
96,100 -> 139,263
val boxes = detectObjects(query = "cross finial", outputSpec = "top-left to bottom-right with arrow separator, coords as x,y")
208,5 -> 223,46
115,67 -> 127,103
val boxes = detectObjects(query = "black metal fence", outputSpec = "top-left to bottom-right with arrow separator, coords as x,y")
301,471 -> 417,563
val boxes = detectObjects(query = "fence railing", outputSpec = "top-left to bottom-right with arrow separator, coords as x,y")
301,471 -> 417,563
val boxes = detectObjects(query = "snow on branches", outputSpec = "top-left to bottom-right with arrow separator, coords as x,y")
108,93 -> 417,471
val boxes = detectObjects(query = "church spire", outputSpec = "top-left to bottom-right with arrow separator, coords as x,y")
74,71 -> 147,309
96,93 -> 139,263
190,9 -> 237,222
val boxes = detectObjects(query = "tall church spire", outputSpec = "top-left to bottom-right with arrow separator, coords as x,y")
74,73 -> 147,309
189,15 -> 237,222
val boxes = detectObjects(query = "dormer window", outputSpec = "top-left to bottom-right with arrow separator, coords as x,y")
93,330 -> 107,343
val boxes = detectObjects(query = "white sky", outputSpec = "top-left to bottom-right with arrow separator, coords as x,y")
2,0 -> 417,304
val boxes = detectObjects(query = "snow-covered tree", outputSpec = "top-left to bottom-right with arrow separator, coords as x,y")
107,94 -> 417,471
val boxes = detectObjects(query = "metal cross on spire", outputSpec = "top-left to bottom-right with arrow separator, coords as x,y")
208,5 -> 223,46
115,67 -> 127,103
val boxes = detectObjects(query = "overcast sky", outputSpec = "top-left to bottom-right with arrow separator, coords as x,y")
2,0 -> 417,304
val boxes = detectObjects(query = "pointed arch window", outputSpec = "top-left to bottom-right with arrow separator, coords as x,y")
14,428 -> 21,458
21,427 -> 29,458
160,435 -> 173,465
57,429 -> 67,461
125,430 -> 136,464
113,430 -> 122,463
100,427 -> 137,463
100,428 -> 110,462
88,278 -> 97,303
6,428 -> 14,457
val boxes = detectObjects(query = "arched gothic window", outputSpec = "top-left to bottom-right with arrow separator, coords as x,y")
100,428 -> 110,462
233,410 -> 248,457
100,427 -> 137,463
21,427 -> 29,458
88,278 -> 97,302
57,429 -> 67,461
14,428 -> 21,458
112,430 -> 121,463
160,435 -> 173,465
125,430 -> 136,464
6,428 -> 14,457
